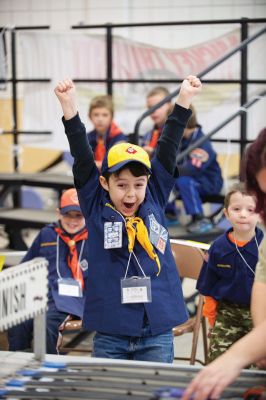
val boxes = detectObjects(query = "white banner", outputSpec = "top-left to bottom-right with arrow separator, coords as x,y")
0,257 -> 48,330
4,26 -> 266,151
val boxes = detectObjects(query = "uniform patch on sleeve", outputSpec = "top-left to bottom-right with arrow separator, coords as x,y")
148,214 -> 168,254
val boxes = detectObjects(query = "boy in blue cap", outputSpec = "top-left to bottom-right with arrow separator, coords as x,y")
8,188 -> 89,354
54,75 -> 202,363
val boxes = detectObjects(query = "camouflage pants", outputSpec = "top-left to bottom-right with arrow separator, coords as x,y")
208,300 -> 252,363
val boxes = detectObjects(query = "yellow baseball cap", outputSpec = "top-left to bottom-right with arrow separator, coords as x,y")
101,142 -> 151,174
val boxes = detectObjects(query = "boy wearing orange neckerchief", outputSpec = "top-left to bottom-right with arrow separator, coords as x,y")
142,86 -> 173,159
7,188 -> 89,354
87,95 -> 127,171
197,182 -> 263,363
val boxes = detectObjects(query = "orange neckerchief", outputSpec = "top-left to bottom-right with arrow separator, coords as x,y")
203,232 -> 249,326
109,121 -> 122,138
94,137 -> 105,161
55,227 -> 88,289
94,122 -> 122,162
148,127 -> 162,149
228,231 -> 249,247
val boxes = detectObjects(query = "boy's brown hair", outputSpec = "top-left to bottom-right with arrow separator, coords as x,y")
88,95 -> 114,117
147,86 -> 170,100
224,182 -> 254,209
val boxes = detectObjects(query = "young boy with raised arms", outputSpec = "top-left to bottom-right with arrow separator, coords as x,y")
54,75 -> 202,362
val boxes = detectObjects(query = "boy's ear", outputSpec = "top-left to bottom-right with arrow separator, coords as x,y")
223,207 -> 229,219
99,175 -> 109,192
56,208 -> 61,218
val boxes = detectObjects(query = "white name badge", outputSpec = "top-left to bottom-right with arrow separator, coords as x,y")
121,276 -> 152,304
104,221 -> 123,249
58,278 -> 82,298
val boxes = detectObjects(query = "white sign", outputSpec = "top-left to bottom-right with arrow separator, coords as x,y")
0,257 -> 48,331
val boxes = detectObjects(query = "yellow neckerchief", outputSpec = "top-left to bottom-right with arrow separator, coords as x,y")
106,203 -> 161,276
125,216 -> 161,276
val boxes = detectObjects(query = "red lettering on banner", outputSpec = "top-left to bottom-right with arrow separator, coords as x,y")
109,30 -> 240,80
163,51 -> 184,77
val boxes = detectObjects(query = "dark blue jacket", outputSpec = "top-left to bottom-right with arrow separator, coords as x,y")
197,227 -> 264,305
23,224 -> 89,318
64,104 -> 191,336
178,126 -> 223,193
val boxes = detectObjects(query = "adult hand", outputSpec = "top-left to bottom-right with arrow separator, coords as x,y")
256,357 -> 266,369
181,353 -> 243,400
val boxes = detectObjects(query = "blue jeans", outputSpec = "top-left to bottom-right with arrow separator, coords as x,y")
92,324 -> 174,363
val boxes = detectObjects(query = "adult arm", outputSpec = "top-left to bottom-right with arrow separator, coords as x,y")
251,283 -> 266,326
252,236 -> 266,325
251,236 -> 266,368
182,319 -> 266,400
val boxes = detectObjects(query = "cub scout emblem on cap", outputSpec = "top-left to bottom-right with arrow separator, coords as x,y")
126,147 -> 137,154
101,142 -> 151,174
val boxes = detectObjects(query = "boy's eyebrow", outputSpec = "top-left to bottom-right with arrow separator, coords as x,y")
114,176 -> 147,182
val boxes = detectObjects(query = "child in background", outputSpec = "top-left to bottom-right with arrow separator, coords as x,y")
197,182 -> 263,362
142,86 -> 173,158
8,188 -> 89,354
173,104 -> 223,233
142,86 -> 179,224
55,75 -> 202,363
143,93 -> 223,230
87,95 -> 127,170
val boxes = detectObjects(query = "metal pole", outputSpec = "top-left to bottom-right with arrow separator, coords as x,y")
240,18 -> 248,157
11,28 -> 18,172
10,28 -> 21,209
106,24 -> 113,95
33,311 -> 46,361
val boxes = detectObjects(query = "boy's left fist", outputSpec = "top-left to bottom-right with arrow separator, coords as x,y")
182,75 -> 202,94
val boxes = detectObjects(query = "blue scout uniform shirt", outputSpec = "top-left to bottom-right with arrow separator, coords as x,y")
23,224 -> 89,318
197,227 -> 264,305
178,125 -> 223,194
63,104 -> 191,337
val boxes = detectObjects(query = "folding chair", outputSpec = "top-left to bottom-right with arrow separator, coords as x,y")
57,315 -> 93,354
170,239 -> 208,365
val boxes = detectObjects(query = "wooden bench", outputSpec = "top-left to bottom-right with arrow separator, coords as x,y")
0,173 -> 74,249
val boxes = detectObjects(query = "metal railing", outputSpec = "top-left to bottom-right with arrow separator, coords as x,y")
1,18 -> 266,173
176,89 -> 266,163
132,24 -> 266,153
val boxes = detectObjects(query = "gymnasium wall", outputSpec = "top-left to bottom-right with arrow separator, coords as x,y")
0,0 -> 265,172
